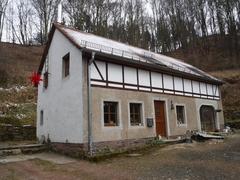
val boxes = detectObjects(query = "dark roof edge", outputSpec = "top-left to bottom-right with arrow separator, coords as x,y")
38,25 -> 55,74
38,23 -> 224,85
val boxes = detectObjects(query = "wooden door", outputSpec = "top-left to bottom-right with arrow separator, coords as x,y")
154,101 -> 167,137
200,105 -> 216,132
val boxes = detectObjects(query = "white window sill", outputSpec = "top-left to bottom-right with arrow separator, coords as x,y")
62,75 -> 70,81
102,126 -> 122,130
177,124 -> 187,127
129,125 -> 145,129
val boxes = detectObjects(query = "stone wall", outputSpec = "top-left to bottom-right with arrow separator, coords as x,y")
50,137 -> 154,158
0,124 -> 36,141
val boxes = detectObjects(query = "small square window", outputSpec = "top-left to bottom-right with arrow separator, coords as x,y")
62,53 -> 70,78
40,110 -> 44,126
176,105 -> 186,124
130,103 -> 143,126
104,101 -> 119,126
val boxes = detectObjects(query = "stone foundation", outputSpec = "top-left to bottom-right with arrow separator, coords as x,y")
93,137 -> 154,154
51,143 -> 87,157
50,137 -> 154,157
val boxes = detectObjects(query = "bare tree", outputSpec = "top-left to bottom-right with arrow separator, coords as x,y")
17,0 -> 34,44
31,0 -> 61,44
0,0 -> 9,41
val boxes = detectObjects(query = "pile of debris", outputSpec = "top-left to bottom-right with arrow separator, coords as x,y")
187,126 -> 232,142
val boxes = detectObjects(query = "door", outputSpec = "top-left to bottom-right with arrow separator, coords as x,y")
200,105 -> 216,132
154,101 -> 167,137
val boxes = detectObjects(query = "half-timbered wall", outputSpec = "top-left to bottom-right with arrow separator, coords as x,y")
90,60 -> 220,100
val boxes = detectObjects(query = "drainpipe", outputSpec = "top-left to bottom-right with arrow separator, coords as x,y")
88,52 -> 95,156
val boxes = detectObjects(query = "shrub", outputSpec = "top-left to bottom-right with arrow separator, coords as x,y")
226,119 -> 240,129
0,116 -> 21,126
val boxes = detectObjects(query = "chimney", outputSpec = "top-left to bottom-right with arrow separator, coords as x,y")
57,1 -> 62,23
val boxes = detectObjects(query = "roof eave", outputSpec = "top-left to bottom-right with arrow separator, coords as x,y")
82,49 -> 224,85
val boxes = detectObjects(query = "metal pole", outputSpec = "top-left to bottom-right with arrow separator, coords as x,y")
88,52 -> 95,156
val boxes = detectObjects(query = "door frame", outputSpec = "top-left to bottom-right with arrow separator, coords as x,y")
152,97 -> 170,137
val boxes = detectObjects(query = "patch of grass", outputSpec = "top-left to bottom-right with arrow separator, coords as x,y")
0,117 -> 21,126
0,103 -> 36,126
0,85 -> 36,126
147,139 -> 165,146
32,159 -> 56,171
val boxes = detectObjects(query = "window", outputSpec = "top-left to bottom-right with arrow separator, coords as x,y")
176,105 -> 186,125
62,53 -> 70,78
104,101 -> 119,126
40,110 -> 44,126
43,72 -> 48,89
130,103 -> 143,126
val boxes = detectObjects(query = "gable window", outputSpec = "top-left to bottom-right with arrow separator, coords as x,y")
130,103 -> 143,126
62,53 -> 70,78
40,110 -> 44,126
176,105 -> 186,125
104,101 -> 119,126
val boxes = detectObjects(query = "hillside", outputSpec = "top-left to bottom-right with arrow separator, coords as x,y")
209,70 -> 240,122
0,42 -> 43,126
166,35 -> 240,71
167,35 -> 240,122
0,40 -> 239,127
0,42 -> 44,87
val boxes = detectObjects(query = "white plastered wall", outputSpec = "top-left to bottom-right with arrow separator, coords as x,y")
37,29 -> 83,143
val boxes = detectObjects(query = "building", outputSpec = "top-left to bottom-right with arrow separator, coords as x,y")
37,23 -> 224,155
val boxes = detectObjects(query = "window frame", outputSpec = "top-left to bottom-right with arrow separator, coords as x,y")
128,101 -> 144,127
43,71 -> 48,89
62,53 -> 70,78
175,104 -> 187,127
40,110 -> 44,126
102,100 -> 120,127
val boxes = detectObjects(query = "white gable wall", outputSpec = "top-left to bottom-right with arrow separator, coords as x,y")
37,29 -> 83,143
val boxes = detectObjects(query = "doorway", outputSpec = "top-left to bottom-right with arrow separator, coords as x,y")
154,101 -> 167,137
200,105 -> 216,132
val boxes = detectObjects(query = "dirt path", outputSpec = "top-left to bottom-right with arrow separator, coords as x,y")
1,134 -> 240,180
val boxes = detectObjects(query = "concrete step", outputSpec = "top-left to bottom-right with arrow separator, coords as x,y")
0,144 -> 47,157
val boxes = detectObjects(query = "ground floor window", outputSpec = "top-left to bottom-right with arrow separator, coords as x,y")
176,105 -> 186,125
129,103 -> 143,126
104,101 -> 119,126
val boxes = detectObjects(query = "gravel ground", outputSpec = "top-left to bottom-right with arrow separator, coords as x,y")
0,133 -> 240,180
